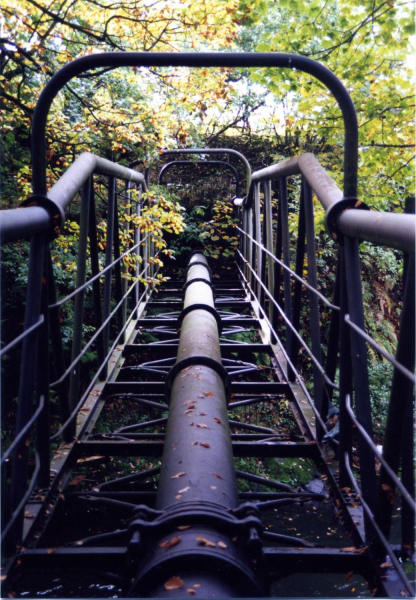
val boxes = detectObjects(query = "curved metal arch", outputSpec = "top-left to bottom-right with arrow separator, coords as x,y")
160,149 -> 250,194
158,160 -> 240,196
30,52 -> 358,201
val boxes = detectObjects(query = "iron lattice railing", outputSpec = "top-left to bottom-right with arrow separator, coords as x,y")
235,151 -> 415,593
1,153 -> 156,553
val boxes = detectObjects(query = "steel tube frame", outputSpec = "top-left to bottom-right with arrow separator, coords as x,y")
158,160 -> 240,196
0,153 -> 146,243
128,253 -> 264,597
160,149 -> 251,194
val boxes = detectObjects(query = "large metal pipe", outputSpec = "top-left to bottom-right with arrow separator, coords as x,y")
127,253 -> 264,598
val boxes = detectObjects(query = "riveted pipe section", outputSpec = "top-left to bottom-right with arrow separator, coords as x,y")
127,253 -> 265,598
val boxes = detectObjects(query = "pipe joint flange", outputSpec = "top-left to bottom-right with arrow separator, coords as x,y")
178,303 -> 222,334
20,194 -> 66,240
325,196 -> 370,242
182,277 -> 215,299
164,354 -> 231,402
128,501 -> 263,539
186,261 -> 212,278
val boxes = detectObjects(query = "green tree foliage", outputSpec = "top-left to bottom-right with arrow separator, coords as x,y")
237,0 -> 414,208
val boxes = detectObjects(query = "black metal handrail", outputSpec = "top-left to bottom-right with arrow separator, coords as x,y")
158,160 -> 240,197
0,153 -> 152,554
236,150 -> 415,593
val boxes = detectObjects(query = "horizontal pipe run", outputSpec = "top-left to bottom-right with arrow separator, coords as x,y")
129,253 -> 264,597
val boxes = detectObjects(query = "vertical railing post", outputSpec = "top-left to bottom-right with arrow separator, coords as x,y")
320,252 -> 341,422
343,235 -> 377,539
279,177 -> 293,358
246,207 -> 253,295
47,249 -> 71,431
67,177 -> 91,438
272,181 -> 283,339
264,180 -> 275,329
103,177 -> 116,359
133,185 -> 142,318
121,180 -> 130,332
144,231 -> 149,300
10,233 -> 45,546
303,178 -> 324,438
338,245 -> 353,488
254,183 -> 263,311
288,183 -> 306,382
36,247 -> 51,486
113,183 -> 124,341
88,177 -> 106,381
376,252 -> 415,543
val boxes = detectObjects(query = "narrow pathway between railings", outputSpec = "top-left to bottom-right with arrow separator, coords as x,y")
3,253 -> 404,599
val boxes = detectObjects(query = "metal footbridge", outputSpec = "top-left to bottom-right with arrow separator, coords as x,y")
0,52 -> 414,598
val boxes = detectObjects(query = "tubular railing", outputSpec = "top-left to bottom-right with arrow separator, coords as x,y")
0,153 -> 155,554
158,160 -> 240,197
235,151 -> 415,593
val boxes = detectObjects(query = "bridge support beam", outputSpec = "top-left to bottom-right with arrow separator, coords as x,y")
127,253 -> 265,598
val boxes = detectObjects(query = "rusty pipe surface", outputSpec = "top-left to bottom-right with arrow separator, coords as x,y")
128,253 -> 265,598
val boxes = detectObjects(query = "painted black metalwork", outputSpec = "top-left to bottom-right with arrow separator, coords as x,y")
158,160 -> 240,196
127,252 -> 265,597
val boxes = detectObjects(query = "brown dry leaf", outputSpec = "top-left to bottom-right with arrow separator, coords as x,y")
178,487 -> 190,494
69,475 -> 85,486
192,441 -> 198,445
25,439 -> 30,447
210,486 -> 217,490
171,472 -> 186,479
196,536 -> 216,547
210,472 -> 223,479
203,391 -> 214,397
181,367 -> 191,373
199,412 -> 207,416
8,593 -> 15,598
345,571 -> 354,583
159,536 -> 181,550
164,576 -> 185,591
381,483 -> 395,504
341,546 -> 368,554
217,541 -> 227,549
184,407 -> 195,414
214,418 -> 222,424
197,423 -> 209,429
200,443 -> 210,448
190,422 -> 194,426
175,494 -> 182,500
183,400 -> 192,406
177,525 -> 191,531
193,584 -> 201,589
197,395 -> 204,399
380,562 -> 392,569
187,589 -> 196,595
351,500 -> 358,508
46,549 -> 55,555
0,576 -> 7,582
